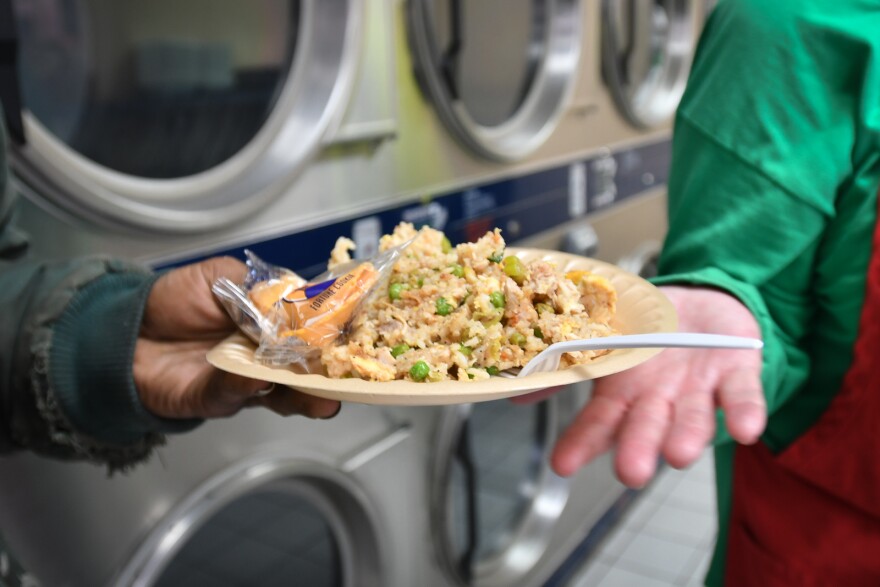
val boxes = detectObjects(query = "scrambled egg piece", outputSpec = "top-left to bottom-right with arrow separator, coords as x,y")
566,271 -> 617,324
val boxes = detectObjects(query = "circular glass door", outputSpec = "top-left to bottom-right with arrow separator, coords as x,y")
154,488 -> 342,587
9,0 -> 362,232
602,0 -> 696,128
407,0 -> 583,162
432,394 -> 576,585
116,459 -> 385,587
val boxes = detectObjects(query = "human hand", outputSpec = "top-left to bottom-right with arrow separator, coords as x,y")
133,257 -> 341,421
514,285 -> 766,487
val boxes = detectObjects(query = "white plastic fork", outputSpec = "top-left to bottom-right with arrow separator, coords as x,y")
509,333 -> 764,378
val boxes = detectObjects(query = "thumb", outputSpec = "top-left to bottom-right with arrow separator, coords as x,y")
143,257 -> 248,340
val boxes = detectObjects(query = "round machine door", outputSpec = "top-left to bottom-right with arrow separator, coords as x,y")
407,0 -> 583,162
602,0 -> 697,129
114,458 -> 386,587
6,0 -> 362,233
431,393 -> 578,586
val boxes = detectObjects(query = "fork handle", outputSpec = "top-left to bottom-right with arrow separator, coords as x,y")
550,333 -> 764,353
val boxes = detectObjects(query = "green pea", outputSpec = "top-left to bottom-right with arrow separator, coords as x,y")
458,345 -> 473,356
502,255 -> 527,284
451,264 -> 464,278
417,277 -> 425,287
436,297 -> 454,316
486,366 -> 500,376
510,332 -> 526,347
410,361 -> 430,381
391,344 -> 410,358
535,302 -> 554,315
488,252 -> 504,263
490,291 -> 506,309
533,327 -> 544,339
441,236 -> 453,253
389,282 -> 408,300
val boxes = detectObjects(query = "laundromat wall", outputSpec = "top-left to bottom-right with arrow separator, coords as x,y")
1,1 -> 711,586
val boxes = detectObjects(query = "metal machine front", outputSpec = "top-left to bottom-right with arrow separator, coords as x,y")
8,0 -> 362,232
431,396 -> 575,586
0,1 -> 707,586
602,0 -> 697,129
407,0 -> 582,161
116,458 -> 386,587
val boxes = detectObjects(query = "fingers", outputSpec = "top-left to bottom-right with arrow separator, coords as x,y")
509,386 -> 565,405
663,386 -> 716,469
614,394 -> 673,488
192,256 -> 249,330
717,367 -> 766,444
246,386 -> 342,419
142,256 -> 248,341
550,387 -> 628,477
191,368 -> 284,419
199,256 -> 249,283
202,365 -> 341,420
253,382 -> 277,397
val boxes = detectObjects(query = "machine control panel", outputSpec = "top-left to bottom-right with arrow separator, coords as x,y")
166,139 -> 671,276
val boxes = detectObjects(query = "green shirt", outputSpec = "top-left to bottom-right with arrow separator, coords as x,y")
652,0 -> 880,584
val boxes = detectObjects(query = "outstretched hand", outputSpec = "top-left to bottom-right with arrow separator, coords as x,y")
133,257 -> 340,421
515,285 -> 766,487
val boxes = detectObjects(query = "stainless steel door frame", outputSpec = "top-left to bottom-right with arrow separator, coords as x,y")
113,455 -> 389,587
407,0 -> 584,162
0,404 -> 419,586
9,0 -> 365,233
601,0 -> 698,129
429,395 -> 577,586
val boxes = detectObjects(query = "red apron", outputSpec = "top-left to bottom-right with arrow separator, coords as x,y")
724,201 -> 880,585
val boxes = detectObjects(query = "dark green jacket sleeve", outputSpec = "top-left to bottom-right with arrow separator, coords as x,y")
0,117 -> 199,470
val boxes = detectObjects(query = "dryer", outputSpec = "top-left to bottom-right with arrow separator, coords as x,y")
402,2 -> 704,586
0,1 -> 706,586
1,1 -> 415,586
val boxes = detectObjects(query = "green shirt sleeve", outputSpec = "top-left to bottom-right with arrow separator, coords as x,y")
650,2 -> 880,585
652,117 -> 828,444
650,0 -> 874,445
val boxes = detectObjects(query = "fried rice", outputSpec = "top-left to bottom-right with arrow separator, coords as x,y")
321,222 -> 618,382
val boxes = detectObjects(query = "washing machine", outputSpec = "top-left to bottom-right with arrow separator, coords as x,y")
0,1 -> 706,586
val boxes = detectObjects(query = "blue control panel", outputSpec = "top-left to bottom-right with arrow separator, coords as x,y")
163,139 -> 670,276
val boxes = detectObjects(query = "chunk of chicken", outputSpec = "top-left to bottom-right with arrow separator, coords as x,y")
567,271 -> 617,323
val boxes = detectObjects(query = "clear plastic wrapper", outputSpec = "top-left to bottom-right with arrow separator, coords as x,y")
213,244 -> 407,371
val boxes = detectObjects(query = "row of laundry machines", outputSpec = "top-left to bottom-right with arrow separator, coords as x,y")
0,1 -> 712,585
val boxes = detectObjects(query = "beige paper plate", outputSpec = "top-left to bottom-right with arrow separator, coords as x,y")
207,248 -> 677,405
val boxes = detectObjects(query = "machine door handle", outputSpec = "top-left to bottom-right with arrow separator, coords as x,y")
439,0 -> 463,99
454,416 -> 479,584
0,0 -> 25,145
